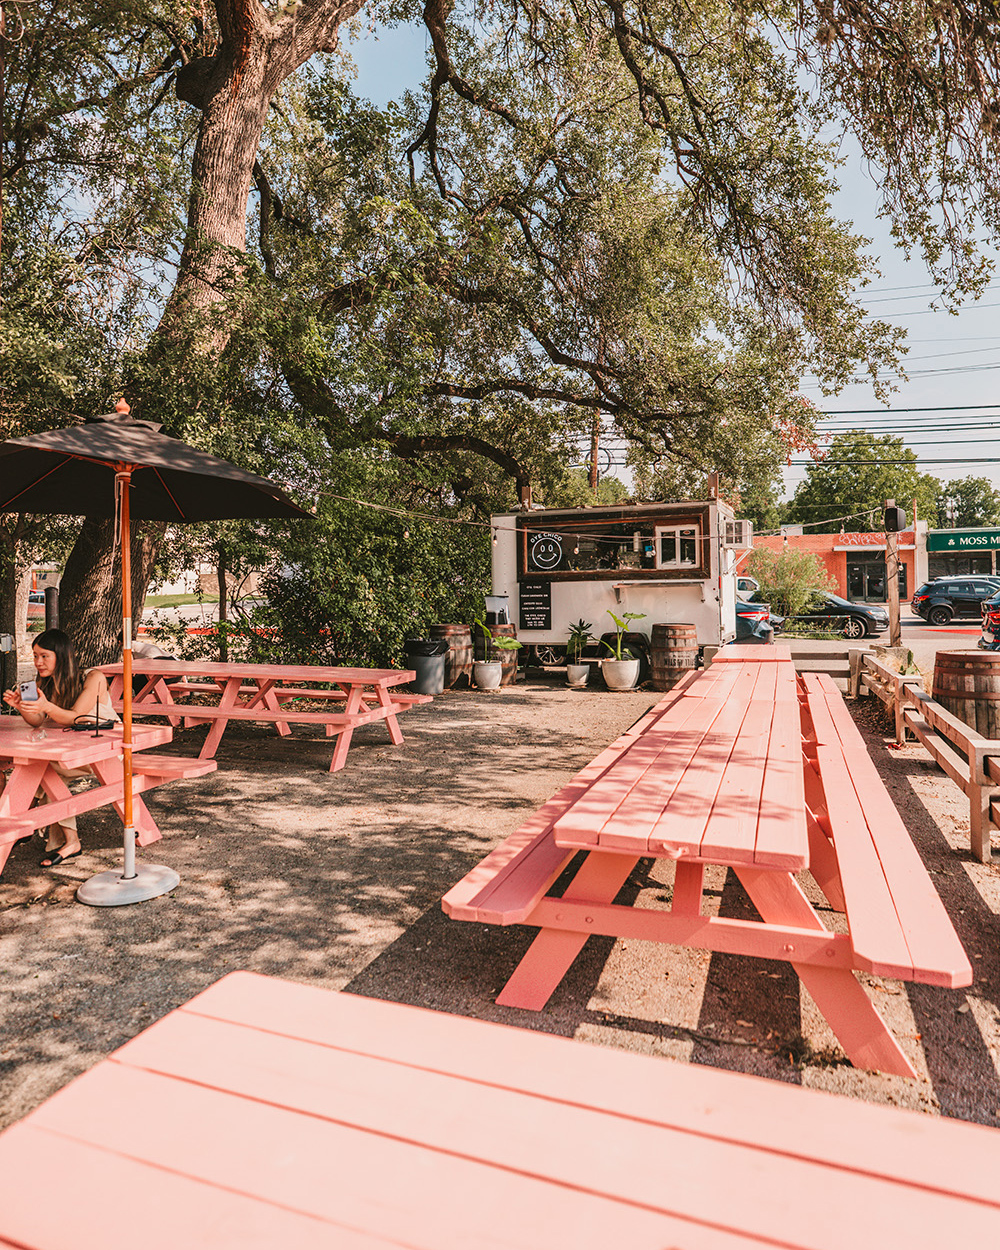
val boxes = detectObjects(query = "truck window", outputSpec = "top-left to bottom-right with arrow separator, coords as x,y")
655,525 -> 699,569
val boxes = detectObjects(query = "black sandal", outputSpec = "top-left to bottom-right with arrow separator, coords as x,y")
40,849 -> 81,868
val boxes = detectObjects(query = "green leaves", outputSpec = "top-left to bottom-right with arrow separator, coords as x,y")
783,430 -> 938,533
602,609 -> 647,659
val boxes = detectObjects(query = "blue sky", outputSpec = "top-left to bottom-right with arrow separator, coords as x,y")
345,23 -> 1000,509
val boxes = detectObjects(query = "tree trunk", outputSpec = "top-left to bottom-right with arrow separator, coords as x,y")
0,520 -> 27,691
58,519 -> 165,668
57,2 -> 358,651
216,543 -> 229,663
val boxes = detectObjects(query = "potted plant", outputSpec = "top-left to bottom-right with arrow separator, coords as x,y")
473,616 -> 523,690
601,609 -> 647,691
565,618 -> 593,688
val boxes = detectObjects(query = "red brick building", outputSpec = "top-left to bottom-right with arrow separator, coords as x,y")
751,526 -> 926,604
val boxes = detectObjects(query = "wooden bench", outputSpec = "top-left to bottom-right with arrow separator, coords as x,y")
800,672 -> 972,988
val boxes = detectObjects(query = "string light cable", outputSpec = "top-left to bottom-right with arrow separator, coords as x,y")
294,489 -> 883,548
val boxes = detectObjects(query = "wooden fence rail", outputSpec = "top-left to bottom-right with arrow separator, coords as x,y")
848,649 -> 1000,862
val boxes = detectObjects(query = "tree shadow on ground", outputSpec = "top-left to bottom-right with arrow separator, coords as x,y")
0,684 -> 657,1128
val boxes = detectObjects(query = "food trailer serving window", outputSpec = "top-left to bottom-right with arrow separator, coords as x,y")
656,525 -> 699,569
517,508 -> 708,580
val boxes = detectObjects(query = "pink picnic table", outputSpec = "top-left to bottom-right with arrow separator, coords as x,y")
445,647 -> 972,1077
1,971 -> 999,1249
0,717 -> 213,875
100,660 -> 431,772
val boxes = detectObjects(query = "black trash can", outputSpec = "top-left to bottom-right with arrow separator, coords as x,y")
403,638 -> 449,695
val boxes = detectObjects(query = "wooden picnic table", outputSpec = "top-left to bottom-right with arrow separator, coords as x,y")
2,970 -> 1000,1249
444,646 -> 972,1077
0,716 -> 215,875
100,659 -> 431,772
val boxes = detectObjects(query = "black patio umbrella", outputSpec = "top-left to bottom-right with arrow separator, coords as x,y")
0,400 -> 311,905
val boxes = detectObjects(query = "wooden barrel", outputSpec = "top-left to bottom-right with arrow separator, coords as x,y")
932,651 -> 1000,738
429,623 -> 473,689
650,623 -> 699,692
473,622 -> 519,686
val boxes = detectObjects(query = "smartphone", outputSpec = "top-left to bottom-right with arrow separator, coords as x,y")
19,680 -> 38,701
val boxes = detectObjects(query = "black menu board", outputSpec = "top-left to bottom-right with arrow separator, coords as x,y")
519,580 -> 552,630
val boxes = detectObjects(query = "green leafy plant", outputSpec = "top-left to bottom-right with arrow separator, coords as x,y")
746,548 -> 836,618
601,610 -> 647,661
566,618 -> 593,661
474,616 -> 524,661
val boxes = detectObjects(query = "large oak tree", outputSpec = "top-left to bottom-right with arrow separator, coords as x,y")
4,1 -> 1000,657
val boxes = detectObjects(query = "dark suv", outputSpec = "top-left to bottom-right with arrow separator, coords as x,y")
912,576 -> 1000,625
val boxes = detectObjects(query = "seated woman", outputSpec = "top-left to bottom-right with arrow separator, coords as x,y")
2,629 -> 118,867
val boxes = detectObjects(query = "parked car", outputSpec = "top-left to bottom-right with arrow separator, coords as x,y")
736,575 -> 760,596
27,590 -> 45,618
979,591 -> 1000,649
734,599 -> 783,644
912,576 -> 1000,625
788,593 -> 889,639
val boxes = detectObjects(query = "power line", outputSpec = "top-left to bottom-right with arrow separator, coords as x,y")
789,457 -> 1000,465
817,404 -> 1000,414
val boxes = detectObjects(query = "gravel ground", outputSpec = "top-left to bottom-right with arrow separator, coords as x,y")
1,673 -> 999,1131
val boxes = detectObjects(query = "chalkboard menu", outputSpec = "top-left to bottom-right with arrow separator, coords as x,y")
519,580 -> 552,630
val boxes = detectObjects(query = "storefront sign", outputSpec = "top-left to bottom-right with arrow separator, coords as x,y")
927,529 -> 1000,552
834,531 -> 914,547
519,580 -> 551,630
527,531 -> 564,572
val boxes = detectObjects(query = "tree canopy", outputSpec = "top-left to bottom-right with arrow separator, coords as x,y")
935,476 -> 1000,529
783,430 -> 940,533
5,0 -> 1000,655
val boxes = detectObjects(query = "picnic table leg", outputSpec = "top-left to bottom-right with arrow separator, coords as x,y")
139,675 -> 184,728
0,761 -> 48,872
735,866 -> 917,1079
671,861 -> 705,914
374,684 -> 405,746
496,850 -> 640,1011
194,677 -> 243,760
90,758 -> 162,846
242,680 -> 292,738
328,685 -> 366,772
0,760 -> 47,818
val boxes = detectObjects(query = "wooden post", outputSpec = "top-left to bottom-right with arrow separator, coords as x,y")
885,498 -> 901,648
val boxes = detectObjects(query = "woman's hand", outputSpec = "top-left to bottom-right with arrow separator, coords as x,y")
3,687 -> 51,722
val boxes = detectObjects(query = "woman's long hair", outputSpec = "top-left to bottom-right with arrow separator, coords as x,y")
33,629 -> 84,709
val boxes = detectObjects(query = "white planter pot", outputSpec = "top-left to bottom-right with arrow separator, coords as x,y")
602,658 -> 640,691
473,660 -> 503,690
566,662 -> 590,688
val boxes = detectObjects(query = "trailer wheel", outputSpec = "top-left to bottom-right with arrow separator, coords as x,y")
531,645 -> 564,667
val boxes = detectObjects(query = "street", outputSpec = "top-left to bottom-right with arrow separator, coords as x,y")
897,611 -> 983,674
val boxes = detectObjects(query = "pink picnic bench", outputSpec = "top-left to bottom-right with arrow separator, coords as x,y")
2,970 -> 999,1248
443,649 -> 971,1077
0,718 -> 216,874
100,660 -> 431,772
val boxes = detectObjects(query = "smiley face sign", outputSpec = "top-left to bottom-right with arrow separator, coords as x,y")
529,532 -> 564,571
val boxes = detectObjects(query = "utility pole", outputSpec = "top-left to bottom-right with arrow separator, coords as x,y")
885,498 -> 901,648
588,414 -> 600,492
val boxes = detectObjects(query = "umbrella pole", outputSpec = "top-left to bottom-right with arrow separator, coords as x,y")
76,466 -> 180,907
120,470 -> 136,880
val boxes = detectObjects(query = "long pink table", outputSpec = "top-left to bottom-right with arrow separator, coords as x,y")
444,650 -> 971,1077
1,972 -> 1000,1248
0,717 -> 205,874
100,660 -> 431,772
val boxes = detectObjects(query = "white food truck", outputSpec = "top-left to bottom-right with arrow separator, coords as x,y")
489,499 -> 751,662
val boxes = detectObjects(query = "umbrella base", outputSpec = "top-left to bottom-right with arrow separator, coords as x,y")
76,863 -> 180,907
